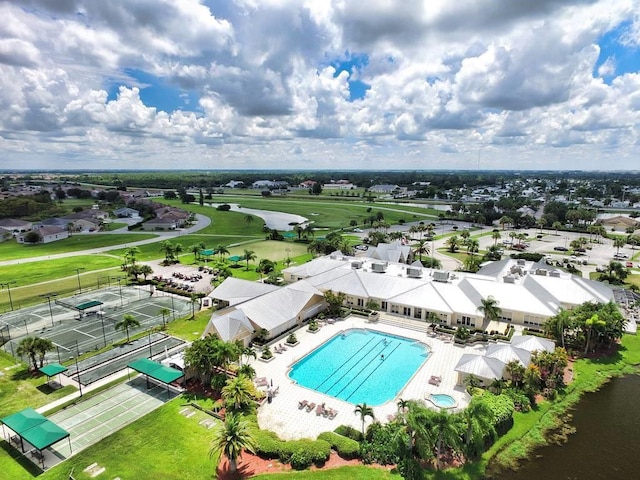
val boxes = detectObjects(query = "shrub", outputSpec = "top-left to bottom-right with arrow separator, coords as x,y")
334,424 -> 363,442
254,429 -> 282,459
286,333 -> 297,344
360,422 -> 401,465
318,432 -> 360,459
261,345 -> 273,360
279,439 -> 331,469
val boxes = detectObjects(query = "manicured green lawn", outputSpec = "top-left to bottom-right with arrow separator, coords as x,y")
166,309 -> 212,342
0,234 -> 157,261
0,353 -> 76,418
37,399 -> 215,480
0,258 -> 121,311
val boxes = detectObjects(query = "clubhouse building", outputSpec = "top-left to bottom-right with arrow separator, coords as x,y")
204,252 -> 614,345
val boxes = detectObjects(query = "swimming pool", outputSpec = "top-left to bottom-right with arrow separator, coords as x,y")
288,329 -> 430,406
427,393 -> 457,409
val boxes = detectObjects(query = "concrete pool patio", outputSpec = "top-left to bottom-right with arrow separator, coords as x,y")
253,314 -> 500,440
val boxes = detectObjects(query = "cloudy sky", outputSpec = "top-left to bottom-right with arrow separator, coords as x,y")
1,0 -> 640,171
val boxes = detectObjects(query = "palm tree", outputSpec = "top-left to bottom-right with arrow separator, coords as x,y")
466,238 -> 479,255
124,246 -> 141,271
412,239 -> 429,262
216,244 -> 229,262
245,215 -> 254,226
115,313 -> 140,343
209,412 -> 257,475
492,230 -> 501,246
477,296 -> 502,324
16,337 -> 38,370
221,375 -> 254,412
159,240 -> 175,264
242,249 -> 256,271
552,221 -> 562,234
544,308 -> 572,349
431,409 -> 462,470
34,337 -> 55,368
396,398 -> 409,415
237,364 -> 255,379
190,243 -> 203,262
159,307 -> 170,327
584,313 -> 606,355
462,398 -> 495,459
139,264 -> 153,281
446,235 -> 459,253
303,224 -> 315,239
354,402 -> 375,435
613,236 -> 626,255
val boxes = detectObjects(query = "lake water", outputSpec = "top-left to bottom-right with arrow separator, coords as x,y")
493,374 -> 640,480
206,203 -> 308,230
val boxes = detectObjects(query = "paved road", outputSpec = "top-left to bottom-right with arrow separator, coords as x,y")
0,213 -> 211,267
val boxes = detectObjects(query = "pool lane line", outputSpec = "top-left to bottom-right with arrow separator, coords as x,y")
344,342 -> 402,402
325,340 -> 393,397
315,338 -> 382,393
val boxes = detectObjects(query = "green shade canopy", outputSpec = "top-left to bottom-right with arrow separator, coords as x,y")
127,358 -> 184,384
22,421 -> 70,451
75,300 -> 103,310
228,255 -> 242,262
283,232 -> 295,238
1,408 -> 46,433
200,249 -> 216,256
1,408 -> 70,451
39,363 -> 68,377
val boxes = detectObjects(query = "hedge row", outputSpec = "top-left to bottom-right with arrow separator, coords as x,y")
253,429 -> 331,470
334,424 -> 363,442
317,432 -> 360,459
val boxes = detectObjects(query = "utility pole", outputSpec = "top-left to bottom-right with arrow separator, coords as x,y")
41,293 -> 58,327
1,281 -> 16,311
75,268 -> 85,294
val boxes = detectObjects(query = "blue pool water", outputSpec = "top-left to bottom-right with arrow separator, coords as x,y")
429,394 -> 456,408
288,329 -> 430,406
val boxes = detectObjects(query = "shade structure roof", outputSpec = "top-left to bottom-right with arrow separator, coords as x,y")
23,421 -> 70,451
201,249 -> 216,256
228,255 -> 242,262
1,408 -> 46,433
75,300 -> 103,310
39,363 -> 68,377
127,358 -> 184,384
485,344 -> 531,367
454,354 -> 505,381
511,335 -> 555,353
1,408 -> 70,451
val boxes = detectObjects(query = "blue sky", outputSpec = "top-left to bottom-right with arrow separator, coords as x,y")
1,0 -> 639,171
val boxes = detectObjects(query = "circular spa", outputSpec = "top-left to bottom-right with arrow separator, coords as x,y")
288,329 -> 430,406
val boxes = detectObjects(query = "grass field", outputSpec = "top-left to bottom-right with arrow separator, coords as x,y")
0,258 -> 121,311
0,233 -> 157,261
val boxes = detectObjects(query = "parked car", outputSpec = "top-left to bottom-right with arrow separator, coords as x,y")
627,261 -> 634,268
554,246 -> 568,251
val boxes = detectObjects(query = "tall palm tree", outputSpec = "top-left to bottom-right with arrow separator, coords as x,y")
412,239 -> 429,262
243,249 -> 257,270
354,402 -> 375,435
16,337 -> 39,370
462,399 -> 494,459
209,413 -> 257,475
492,230 -> 501,246
34,337 -> 55,368
216,244 -> 229,262
466,238 -> 479,255
446,235 -> 459,253
544,308 -> 572,349
613,236 -> 626,255
478,296 -> 502,323
159,240 -> 175,264
221,375 -> 254,412
190,243 -> 202,262
158,307 -> 170,327
115,313 -> 140,343
584,313 -> 606,355
431,409 -> 462,470
245,215 -> 254,225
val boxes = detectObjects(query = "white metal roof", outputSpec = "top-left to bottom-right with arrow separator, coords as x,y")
511,335 -> 555,353
454,354 -> 505,380
208,277 -> 279,305
485,344 -> 531,367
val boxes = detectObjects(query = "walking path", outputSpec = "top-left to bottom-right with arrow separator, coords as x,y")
0,213 -> 211,267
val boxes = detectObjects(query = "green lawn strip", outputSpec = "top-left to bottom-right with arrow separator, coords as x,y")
0,259 -> 121,311
436,248 -> 470,263
0,352 -> 77,418
202,196 -> 435,228
166,309 -> 212,342
38,398 -> 215,480
0,234 -> 157,261
252,466 -> 400,479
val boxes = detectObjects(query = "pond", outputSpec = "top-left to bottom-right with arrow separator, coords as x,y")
207,203 -> 308,230
493,374 -> 640,480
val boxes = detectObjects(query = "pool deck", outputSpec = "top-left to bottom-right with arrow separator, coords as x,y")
254,315 -> 491,440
